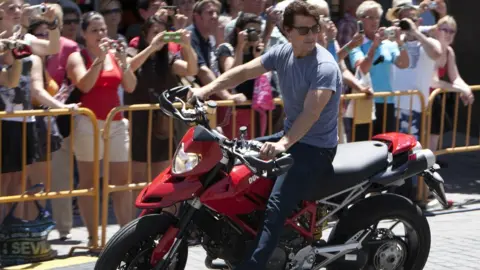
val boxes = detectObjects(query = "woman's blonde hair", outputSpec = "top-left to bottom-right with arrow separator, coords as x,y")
356,0 -> 383,18
437,15 -> 457,31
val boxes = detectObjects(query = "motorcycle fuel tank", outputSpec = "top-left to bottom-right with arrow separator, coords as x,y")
200,164 -> 274,215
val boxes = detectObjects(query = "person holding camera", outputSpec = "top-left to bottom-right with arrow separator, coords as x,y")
387,0 -> 442,140
124,15 -> 197,218
216,13 -> 267,139
428,16 -> 474,150
386,0 -> 442,202
349,0 -> 409,136
65,11 -> 137,245
0,1 -> 61,220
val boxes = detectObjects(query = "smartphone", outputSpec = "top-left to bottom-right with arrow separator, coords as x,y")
162,32 -> 181,43
428,1 -> 437,9
357,21 -> 364,34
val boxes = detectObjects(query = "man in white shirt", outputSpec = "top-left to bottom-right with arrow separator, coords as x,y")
388,0 -> 441,140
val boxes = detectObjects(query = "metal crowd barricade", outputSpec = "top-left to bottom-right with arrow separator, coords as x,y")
338,90 -> 426,143
422,86 -> 480,202
426,86 -> 480,156
0,108 -> 100,253
214,98 -> 284,139
100,104 -> 171,247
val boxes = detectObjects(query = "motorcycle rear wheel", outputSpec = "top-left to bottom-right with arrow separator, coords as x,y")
95,213 -> 188,270
327,194 -> 430,270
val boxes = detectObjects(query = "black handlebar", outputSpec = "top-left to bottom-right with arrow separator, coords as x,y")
156,86 -> 294,177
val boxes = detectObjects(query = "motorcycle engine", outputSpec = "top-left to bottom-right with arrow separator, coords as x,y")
264,228 -> 309,270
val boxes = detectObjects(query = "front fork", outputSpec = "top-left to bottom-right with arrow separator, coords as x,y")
151,197 -> 202,269
150,160 -> 228,269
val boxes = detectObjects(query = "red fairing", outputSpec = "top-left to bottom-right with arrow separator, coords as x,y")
135,168 -> 203,209
174,127 -> 224,177
135,127 -> 223,209
200,165 -> 273,216
372,132 -> 418,155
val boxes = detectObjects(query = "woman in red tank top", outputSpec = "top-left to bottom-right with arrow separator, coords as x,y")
65,11 -> 137,243
429,16 -> 474,150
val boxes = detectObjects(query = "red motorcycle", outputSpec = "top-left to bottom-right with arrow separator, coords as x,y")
96,86 -> 448,270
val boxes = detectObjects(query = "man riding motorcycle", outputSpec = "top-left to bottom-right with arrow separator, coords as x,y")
190,1 -> 342,269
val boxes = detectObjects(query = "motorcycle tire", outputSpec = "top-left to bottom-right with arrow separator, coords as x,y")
327,194 -> 430,270
95,213 -> 188,270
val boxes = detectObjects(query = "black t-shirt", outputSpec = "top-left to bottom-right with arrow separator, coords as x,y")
216,43 -> 255,100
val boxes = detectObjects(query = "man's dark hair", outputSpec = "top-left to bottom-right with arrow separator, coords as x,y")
193,0 -> 221,15
282,0 -> 321,30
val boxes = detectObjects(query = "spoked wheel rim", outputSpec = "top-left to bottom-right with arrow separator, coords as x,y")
117,236 -> 180,270
368,218 -> 420,270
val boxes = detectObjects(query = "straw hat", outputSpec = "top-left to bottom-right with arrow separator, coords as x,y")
385,0 -> 419,22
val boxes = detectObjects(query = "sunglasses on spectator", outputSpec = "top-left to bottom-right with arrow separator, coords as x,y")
101,8 -> 122,15
64,19 -> 80,25
292,25 -> 321,35
439,27 -> 456,34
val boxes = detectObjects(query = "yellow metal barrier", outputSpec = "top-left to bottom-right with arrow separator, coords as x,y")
426,86 -> 480,156
0,108 -> 100,254
339,90 -> 426,144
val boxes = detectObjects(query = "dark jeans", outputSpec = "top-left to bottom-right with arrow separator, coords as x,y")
237,132 -> 336,270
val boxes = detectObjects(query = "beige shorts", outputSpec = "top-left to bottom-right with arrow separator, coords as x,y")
73,115 -> 130,162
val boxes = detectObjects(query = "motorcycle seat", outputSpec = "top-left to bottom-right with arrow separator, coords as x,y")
332,140 -> 389,184
309,141 -> 389,200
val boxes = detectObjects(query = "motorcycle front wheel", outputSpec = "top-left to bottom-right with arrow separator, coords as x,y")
327,194 -> 431,270
95,213 -> 188,270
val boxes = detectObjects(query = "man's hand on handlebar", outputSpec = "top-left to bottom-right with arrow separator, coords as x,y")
260,141 -> 287,160
187,87 -> 207,104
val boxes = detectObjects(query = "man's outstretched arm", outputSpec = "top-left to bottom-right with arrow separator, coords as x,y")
195,57 -> 267,99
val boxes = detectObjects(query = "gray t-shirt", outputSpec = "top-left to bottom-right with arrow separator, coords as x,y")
261,43 -> 342,148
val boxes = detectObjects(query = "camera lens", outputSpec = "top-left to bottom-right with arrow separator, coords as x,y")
247,28 -> 259,42
399,20 -> 410,31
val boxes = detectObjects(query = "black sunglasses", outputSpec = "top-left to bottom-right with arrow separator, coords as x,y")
292,24 -> 321,35
101,8 -> 122,15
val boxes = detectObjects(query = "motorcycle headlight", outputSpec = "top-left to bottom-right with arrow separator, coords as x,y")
172,142 -> 200,174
